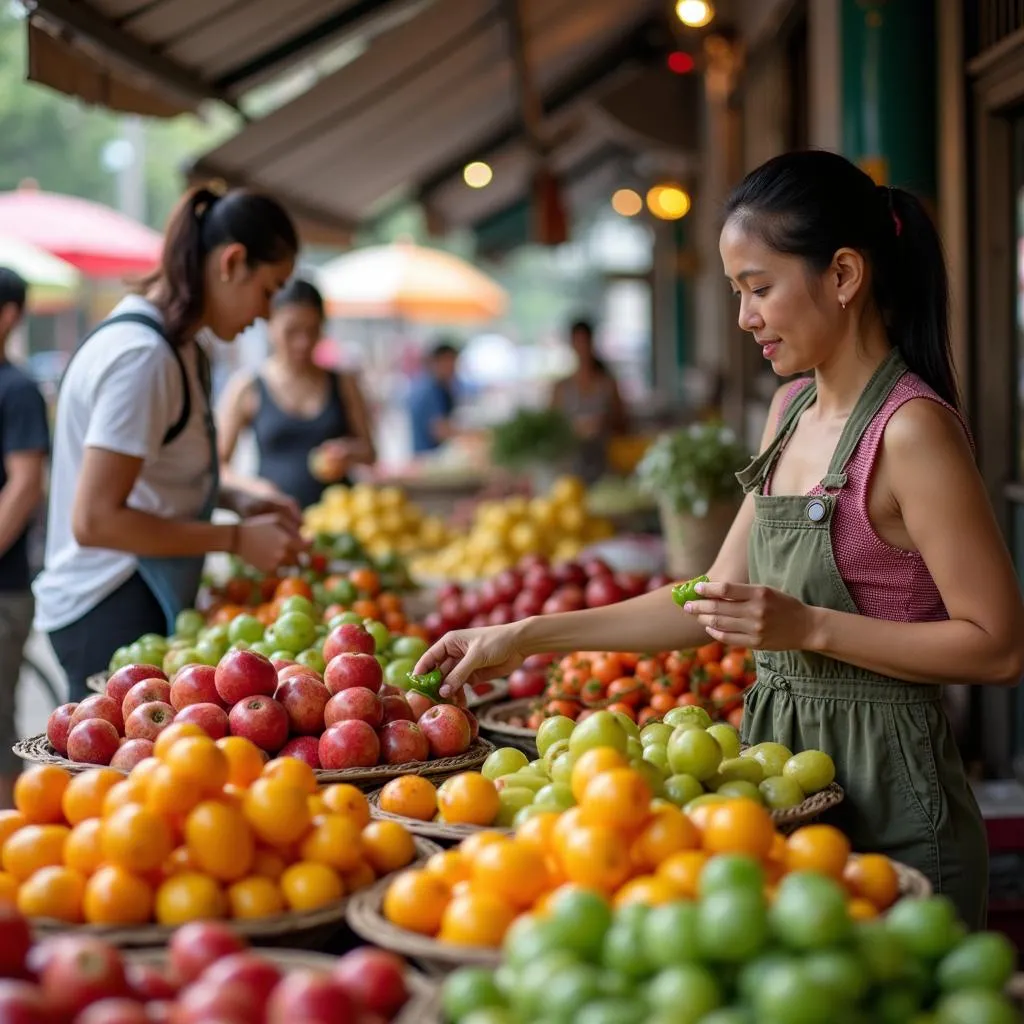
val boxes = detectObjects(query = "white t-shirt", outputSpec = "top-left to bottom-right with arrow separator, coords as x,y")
33,296 -> 215,632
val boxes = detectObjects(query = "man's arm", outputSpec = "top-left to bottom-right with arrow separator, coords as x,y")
0,451 -> 44,558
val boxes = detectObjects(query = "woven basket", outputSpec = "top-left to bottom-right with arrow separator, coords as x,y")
30,836 -> 441,949
86,672 -> 108,695
126,946 -> 438,1023
891,859 -> 932,899
13,733 -> 494,788
770,782 -> 845,834
367,787 -> 514,842
477,698 -> 539,758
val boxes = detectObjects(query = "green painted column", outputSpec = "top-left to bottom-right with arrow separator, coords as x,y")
674,218 -> 692,374
840,0 -> 936,197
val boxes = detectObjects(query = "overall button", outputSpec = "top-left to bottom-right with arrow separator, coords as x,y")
805,499 -> 827,522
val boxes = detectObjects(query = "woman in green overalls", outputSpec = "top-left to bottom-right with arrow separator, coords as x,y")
414,151 -> 1024,930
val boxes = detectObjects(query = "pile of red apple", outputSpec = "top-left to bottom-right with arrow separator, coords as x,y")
0,907 -> 413,1023
421,554 -> 668,641
46,623 -> 479,772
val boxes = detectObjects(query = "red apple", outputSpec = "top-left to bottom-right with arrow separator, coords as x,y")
377,721 -> 429,765
168,922 -> 246,985
169,664 -> 220,712
324,687 -> 383,729
40,936 -> 129,1017
322,623 -> 375,661
199,953 -> 281,1004
278,663 -> 322,684
405,690 -> 435,719
77,999 -> 150,1024
266,970 -> 356,1024
422,611 -> 445,643
584,575 -> 624,608
214,650 -> 277,705
67,719 -> 120,765
462,707 -> 480,743
318,721 -> 380,770
125,962 -> 177,1002
332,948 -> 408,1018
0,904 -> 30,978
174,980 -> 261,1024
275,675 -> 330,735
508,668 -> 546,700
174,703 -> 229,740
512,591 -> 544,619
488,604 -> 514,626
228,696 -> 288,753
121,679 -> 171,723
522,652 -> 557,671
106,664 -> 167,709
0,980 -> 52,1023
278,736 -> 321,768
380,695 -> 414,724
70,694 -> 123,735
123,702 -> 175,742
270,657 -> 295,672
46,703 -> 79,756
109,738 -> 154,772
324,653 -> 383,696
418,704 -> 472,758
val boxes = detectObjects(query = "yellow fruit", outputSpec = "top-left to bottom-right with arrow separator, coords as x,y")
163,737 -> 229,795
436,774 -> 498,826
383,869 -> 449,934
184,800 -> 255,883
83,865 -> 153,925
62,769 -> 123,825
154,872 -> 227,925
379,777 -> 438,822
321,785 -> 371,827
280,862 -> 344,912
361,821 -> 416,875
153,723 -> 205,761
17,865 -> 85,922
262,758 -> 318,795
216,737 -> 266,788
3,825 -> 69,881
14,765 -> 71,824
227,876 -> 285,919
299,815 -> 364,873
63,819 -> 105,876
243,778 -> 311,846
101,806 -> 173,875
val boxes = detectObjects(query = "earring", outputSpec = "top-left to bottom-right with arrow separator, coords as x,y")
839,297 -> 847,310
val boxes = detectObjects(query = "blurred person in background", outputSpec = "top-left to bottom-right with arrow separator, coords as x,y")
409,340 -> 461,455
0,268 -> 49,805
217,278 -> 375,508
550,318 -> 627,483
35,187 -> 306,701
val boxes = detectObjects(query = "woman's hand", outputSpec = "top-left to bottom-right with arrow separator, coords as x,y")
237,513 -> 306,574
232,487 -> 302,530
413,623 -> 526,697
680,581 -> 819,651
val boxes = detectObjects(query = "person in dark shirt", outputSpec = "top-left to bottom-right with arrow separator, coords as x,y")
409,341 -> 460,455
218,279 -> 376,508
0,268 -> 49,806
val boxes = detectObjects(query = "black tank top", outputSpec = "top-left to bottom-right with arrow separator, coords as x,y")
252,373 -> 351,508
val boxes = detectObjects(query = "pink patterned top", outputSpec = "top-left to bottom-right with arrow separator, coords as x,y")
767,373 -> 967,623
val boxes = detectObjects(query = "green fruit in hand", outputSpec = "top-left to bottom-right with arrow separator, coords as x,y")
390,634 -> 429,661
612,712 -> 641,739
534,782 -> 574,811
543,739 -> 570,765
641,722 -> 673,747
770,872 -> 852,950
667,728 -> 723,781
278,594 -> 316,618
642,744 -> 669,774
174,608 -> 204,638
642,901 -> 701,968
716,780 -> 764,803
482,747 -> 529,780
885,895 -> 964,960
441,967 -> 506,1023
646,964 -> 722,1021
537,715 -> 577,757
742,742 -> 793,777
782,750 -> 836,794
546,886 -> 613,961
709,757 -> 764,788
934,989 -> 1018,1024
698,854 -> 764,897
706,722 -> 742,758
228,614 -> 265,644
663,774 -> 704,807
936,931 -> 1017,991
663,706 -> 713,730
569,711 -> 629,758
802,949 -> 869,1005
754,962 -> 833,1024
759,776 -> 805,810
698,889 -> 769,962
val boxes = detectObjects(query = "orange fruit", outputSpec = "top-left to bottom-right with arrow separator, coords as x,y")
424,850 -> 471,888
848,897 -> 880,921
163,738 -> 230,795
321,785 -> 370,827
17,865 -> 85,922
842,853 -> 900,910
361,821 -> 416,876
570,748 -> 627,803
155,872 -> 227,925
343,860 -> 376,893
657,849 -> 710,898
101,805 -> 173,874
299,814 -> 364,872
459,830 -> 508,863
380,777 -> 439,822
686,800 -> 725,836
516,811 -> 560,854
437,891 -> 517,947
579,768 -> 652,832
0,810 -> 26,851
308,794 -> 327,817
227,876 -> 285,919
252,847 -> 287,881
559,825 -> 632,893
0,872 -> 18,905
785,825 -> 851,880
14,765 -> 71,824
436,774 -> 498,826
216,736 -> 266,788
472,839 -> 549,909
383,869 -> 450,934
145,764 -> 202,820
154,722 -> 205,761
630,805 -> 700,872
163,846 -> 197,876
701,799 -> 776,858
243,778 -> 312,846
185,800 -> 255,882
262,758 -> 318,795
101,779 -> 146,817
61,769 -> 123,826
280,861 -> 344,911
127,757 -> 162,791
64,819 -> 105,875
83,865 -> 153,925
613,874 -> 678,909
2,824 -> 69,881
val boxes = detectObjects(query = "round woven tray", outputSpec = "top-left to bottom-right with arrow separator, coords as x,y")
127,946 -> 438,1023
86,672 -> 108,695
367,787 -> 514,842
13,733 -> 494,787
476,698 -> 539,757
30,836 -> 441,949
891,858 -> 932,899
465,678 -> 509,710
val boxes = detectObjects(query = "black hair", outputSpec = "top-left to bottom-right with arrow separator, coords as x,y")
143,185 -> 298,346
429,342 -> 459,360
568,317 -> 610,377
723,150 -> 958,409
272,277 -> 325,318
0,268 -> 27,313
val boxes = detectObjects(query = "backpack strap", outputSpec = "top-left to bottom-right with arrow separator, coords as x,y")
71,312 -> 191,447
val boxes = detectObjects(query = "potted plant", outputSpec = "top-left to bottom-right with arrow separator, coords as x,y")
635,421 -> 750,576
490,408 -> 579,494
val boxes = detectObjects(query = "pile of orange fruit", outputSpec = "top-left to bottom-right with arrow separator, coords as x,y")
381,751 -> 901,948
0,723 -> 418,926
378,772 -> 500,827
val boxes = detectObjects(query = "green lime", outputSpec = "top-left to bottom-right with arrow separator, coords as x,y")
537,716 -> 575,756
871,983 -> 925,1024
715,780 -> 764,803
646,964 -> 722,1021
174,608 -> 204,638
329,611 -> 363,628
569,711 -> 630,758
481,747 -> 529,780
642,902 -> 701,968
769,872 -> 851,950
737,952 -> 797,1005
550,752 -> 576,786
663,774 -> 705,807
667,728 -> 723,780
228,614 -> 265,644
534,782 -> 574,811
328,577 -> 358,605
547,887 -> 613,961
630,757 -> 667,798
511,950 -> 579,1020
278,594 -> 316,618
853,920 -> 909,984
759,776 -> 805,810
108,646 -> 132,672
642,744 -> 670,774
698,854 -> 764,897
782,750 -> 835,794
934,988 -> 1018,1024
936,931 -> 1017,991
698,889 -> 769,962
273,611 -> 317,652
390,634 -> 428,660
663,706 -> 713,729
754,961 -> 833,1024
441,967 -> 506,1022
626,737 -> 643,761
384,657 -> 417,687
709,757 -> 764,788
574,998 -> 646,1024
802,949 -> 869,1005
544,963 -> 605,1020
742,742 -> 792,777
641,723 -> 674,747
295,649 -> 326,674
363,619 -> 391,652
885,896 -> 963,960
602,907 -> 653,979
503,916 -> 564,969
706,723 -> 742,759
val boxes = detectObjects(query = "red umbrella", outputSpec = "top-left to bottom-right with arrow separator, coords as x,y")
0,184 -> 162,278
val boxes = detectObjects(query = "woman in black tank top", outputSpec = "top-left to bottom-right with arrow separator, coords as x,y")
217,280 -> 375,509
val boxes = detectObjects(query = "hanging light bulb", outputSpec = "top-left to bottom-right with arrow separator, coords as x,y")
611,189 -> 643,217
675,0 -> 715,28
646,185 -> 692,220
463,161 -> 493,188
